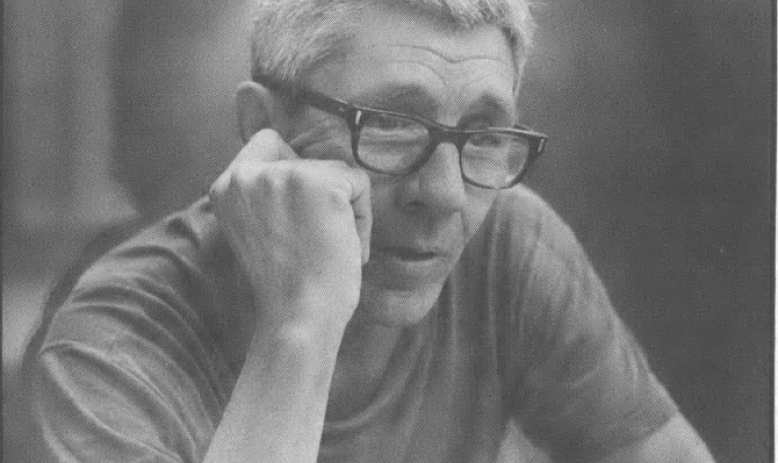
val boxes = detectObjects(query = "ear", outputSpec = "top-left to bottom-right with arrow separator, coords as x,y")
235,81 -> 274,143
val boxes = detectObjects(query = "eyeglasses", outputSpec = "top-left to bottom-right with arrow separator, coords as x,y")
254,74 -> 548,189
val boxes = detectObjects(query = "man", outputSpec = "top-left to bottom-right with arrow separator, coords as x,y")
28,1 -> 715,462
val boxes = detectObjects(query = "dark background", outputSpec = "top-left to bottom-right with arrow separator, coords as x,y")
4,0 -> 774,462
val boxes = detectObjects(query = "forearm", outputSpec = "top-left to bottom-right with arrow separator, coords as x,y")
203,128 -> 369,463
203,320 -> 345,463
592,415 -> 716,463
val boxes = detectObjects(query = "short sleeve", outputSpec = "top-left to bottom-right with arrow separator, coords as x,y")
34,341 -> 189,463
489,187 -> 678,462
29,280 -> 228,463
27,202 -> 238,463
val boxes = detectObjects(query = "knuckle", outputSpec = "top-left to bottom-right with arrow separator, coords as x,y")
209,171 -> 233,202
285,167 -> 316,198
324,187 -> 349,210
230,167 -> 255,189
353,168 -> 370,188
260,167 -> 287,193
239,129 -> 283,162
257,128 -> 282,145
218,163 -> 267,196
209,175 -> 225,197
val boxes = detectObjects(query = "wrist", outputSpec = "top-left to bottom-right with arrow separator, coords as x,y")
252,314 -> 348,360
252,279 -> 359,329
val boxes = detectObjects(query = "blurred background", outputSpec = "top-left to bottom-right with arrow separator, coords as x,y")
3,0 -> 773,462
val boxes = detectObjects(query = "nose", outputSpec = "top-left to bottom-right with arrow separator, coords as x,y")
401,142 -> 466,213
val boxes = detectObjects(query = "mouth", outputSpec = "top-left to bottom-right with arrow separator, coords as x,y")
372,245 -> 441,262
365,243 -> 456,289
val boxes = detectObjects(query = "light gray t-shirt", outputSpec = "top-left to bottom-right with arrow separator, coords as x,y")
30,186 -> 677,463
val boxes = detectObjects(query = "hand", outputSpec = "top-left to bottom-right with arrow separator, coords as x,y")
209,129 -> 372,331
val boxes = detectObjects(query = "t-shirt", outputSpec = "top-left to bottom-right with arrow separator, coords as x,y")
28,185 -> 677,463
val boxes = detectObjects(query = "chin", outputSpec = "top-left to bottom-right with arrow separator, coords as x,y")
355,279 -> 445,327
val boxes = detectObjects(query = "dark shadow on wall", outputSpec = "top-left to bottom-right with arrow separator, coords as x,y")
519,1 -> 773,461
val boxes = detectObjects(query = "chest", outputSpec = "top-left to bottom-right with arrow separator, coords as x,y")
317,310 -> 547,463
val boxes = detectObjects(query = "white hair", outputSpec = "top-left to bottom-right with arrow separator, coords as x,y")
250,0 -> 536,92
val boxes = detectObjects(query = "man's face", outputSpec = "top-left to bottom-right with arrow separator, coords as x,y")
284,4 -> 517,325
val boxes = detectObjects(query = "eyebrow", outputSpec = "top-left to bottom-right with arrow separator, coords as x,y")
351,83 -> 515,124
352,84 -> 440,115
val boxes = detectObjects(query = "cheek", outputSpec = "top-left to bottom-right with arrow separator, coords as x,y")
298,140 -> 354,164
368,177 -> 395,222
289,116 -> 354,163
368,177 -> 497,244
462,187 -> 498,239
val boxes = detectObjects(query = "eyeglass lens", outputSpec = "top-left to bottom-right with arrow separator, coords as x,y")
358,112 -> 531,187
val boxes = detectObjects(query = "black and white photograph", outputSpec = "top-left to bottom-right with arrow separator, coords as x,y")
3,1 -> 774,462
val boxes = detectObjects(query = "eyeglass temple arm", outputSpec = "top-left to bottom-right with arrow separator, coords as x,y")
253,74 -> 353,118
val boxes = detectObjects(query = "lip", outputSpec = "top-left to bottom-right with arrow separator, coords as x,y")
371,245 -> 445,262
366,244 -> 453,288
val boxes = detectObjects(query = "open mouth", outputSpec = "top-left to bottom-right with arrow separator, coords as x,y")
374,246 -> 439,262
366,244 -> 453,287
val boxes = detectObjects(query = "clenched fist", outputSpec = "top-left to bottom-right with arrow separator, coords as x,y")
209,129 -> 372,332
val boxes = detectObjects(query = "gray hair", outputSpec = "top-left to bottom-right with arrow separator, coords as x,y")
250,0 -> 535,93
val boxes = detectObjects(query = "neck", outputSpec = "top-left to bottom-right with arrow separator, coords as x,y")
326,317 -> 406,420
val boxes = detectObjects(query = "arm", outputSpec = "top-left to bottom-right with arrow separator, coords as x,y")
201,321 -> 343,463
595,415 -> 715,463
203,129 -> 372,463
492,190 -> 713,463
30,129 -> 368,463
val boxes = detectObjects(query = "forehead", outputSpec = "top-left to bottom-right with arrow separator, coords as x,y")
307,4 -> 516,111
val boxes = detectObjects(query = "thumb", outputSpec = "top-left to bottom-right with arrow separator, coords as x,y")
347,170 -> 372,264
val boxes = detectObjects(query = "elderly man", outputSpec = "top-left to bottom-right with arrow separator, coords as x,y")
29,1 -> 715,462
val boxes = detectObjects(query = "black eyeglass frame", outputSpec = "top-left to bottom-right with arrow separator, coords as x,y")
254,74 -> 548,189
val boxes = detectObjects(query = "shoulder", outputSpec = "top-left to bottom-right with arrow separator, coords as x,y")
74,198 -> 233,311
465,185 -> 588,283
31,198 -> 238,365
493,185 -> 582,257
77,198 -> 229,290
26,200 -> 237,458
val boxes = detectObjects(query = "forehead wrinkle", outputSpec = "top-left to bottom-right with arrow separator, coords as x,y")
396,56 -> 515,113
306,9 -> 517,121
382,42 -> 511,66
376,44 -> 514,97
331,55 -> 515,121
382,52 -> 513,91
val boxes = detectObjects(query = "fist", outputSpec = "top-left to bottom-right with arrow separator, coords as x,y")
209,129 -> 372,329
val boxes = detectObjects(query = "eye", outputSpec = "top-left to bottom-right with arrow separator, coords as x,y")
468,132 -> 506,148
363,113 -> 417,132
360,113 -> 427,144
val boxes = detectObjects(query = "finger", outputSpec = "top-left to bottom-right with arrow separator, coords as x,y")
210,129 -> 298,200
234,129 -> 300,164
198,198 -> 231,253
344,169 -> 372,264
